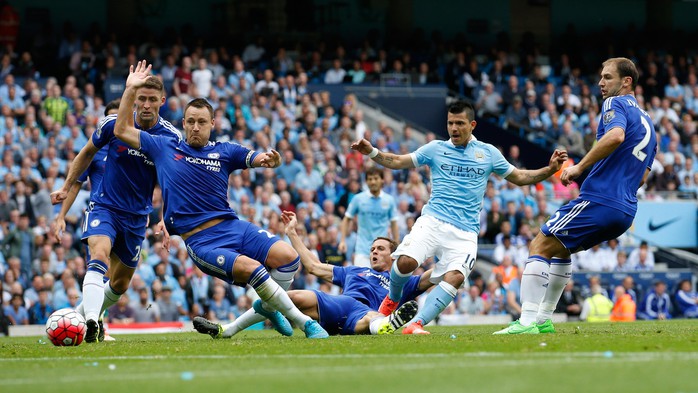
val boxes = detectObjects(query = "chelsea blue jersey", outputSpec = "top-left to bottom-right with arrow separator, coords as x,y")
138,133 -> 260,236
91,114 -> 182,215
582,95 -> 657,214
332,266 -> 423,309
77,147 -> 107,200
411,139 -> 514,233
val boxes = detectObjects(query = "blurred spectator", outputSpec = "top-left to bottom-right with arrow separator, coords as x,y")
674,279 -> 698,318
4,292 -> 27,324
457,285 -> 485,315
133,287 -> 160,323
555,279 -> 583,318
637,281 -> 672,320
28,288 -> 53,324
627,241 -> 655,271
156,285 -> 186,322
580,284 -> 613,322
107,293 -> 135,324
610,285 -> 636,322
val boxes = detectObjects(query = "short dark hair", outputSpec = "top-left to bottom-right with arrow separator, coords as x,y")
602,57 -> 639,89
140,76 -> 165,94
448,101 -> 475,121
104,99 -> 120,116
374,236 -> 398,253
365,166 -> 384,180
185,98 -> 214,119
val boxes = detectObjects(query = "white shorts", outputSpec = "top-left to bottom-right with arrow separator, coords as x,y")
392,215 -> 478,288
352,254 -> 370,268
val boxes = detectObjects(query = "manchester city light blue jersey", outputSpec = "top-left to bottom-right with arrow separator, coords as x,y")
411,139 -> 514,233
77,147 -> 107,200
345,190 -> 397,255
332,266 -> 423,309
581,95 -> 657,214
91,114 -> 182,215
138,133 -> 259,236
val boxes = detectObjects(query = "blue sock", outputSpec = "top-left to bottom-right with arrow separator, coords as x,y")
414,281 -> 458,325
389,263 -> 412,302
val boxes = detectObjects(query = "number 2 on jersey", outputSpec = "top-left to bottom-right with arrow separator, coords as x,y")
632,116 -> 651,162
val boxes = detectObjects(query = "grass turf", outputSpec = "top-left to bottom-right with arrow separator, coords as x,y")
1,320 -> 697,393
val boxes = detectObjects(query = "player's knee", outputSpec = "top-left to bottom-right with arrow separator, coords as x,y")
444,271 -> 465,288
266,242 -> 299,269
396,256 -> 418,274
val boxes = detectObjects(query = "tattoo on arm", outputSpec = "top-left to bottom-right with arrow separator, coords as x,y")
373,152 -> 394,165
519,168 -> 551,184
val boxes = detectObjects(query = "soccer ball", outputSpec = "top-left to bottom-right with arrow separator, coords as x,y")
45,308 -> 87,346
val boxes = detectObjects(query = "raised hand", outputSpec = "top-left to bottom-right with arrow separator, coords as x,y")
549,149 -> 568,173
258,149 -> 281,168
350,139 -> 374,155
281,210 -> 298,234
125,60 -> 153,90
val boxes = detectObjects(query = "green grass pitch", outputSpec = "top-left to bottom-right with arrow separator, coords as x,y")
1,320 -> 697,393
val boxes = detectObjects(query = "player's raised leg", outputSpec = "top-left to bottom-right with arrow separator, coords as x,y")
218,241 -> 300,337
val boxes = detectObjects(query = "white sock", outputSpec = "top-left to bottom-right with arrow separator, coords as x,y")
519,256 -> 550,326
82,271 -> 106,322
99,283 -> 122,319
536,260 -> 572,324
254,278 -> 311,330
222,309 -> 264,337
368,316 -> 386,335
76,302 -> 84,316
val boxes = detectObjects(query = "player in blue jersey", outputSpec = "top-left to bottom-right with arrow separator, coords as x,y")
53,100 -> 119,244
193,211 -> 429,338
51,75 -> 182,343
494,57 -> 657,335
338,166 -> 399,267
113,61 -> 328,338
352,101 -> 567,334
53,100 -> 120,341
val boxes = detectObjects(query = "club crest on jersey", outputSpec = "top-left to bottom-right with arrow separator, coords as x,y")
208,153 -> 220,159
603,110 -> 615,125
216,255 -> 225,265
90,219 -> 100,228
474,150 -> 484,161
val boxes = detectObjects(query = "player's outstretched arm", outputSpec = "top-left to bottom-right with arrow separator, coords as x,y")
505,149 -> 568,186
114,60 -> 152,149
560,127 -> 625,186
50,140 -> 99,205
53,182 -> 82,242
252,149 -> 281,168
281,210 -> 334,282
351,139 -> 415,169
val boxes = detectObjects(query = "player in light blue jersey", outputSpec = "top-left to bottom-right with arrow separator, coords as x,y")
114,61 -> 328,339
51,76 -> 181,343
352,101 -> 567,334
53,100 -> 119,342
495,57 -> 658,335
339,166 -> 399,267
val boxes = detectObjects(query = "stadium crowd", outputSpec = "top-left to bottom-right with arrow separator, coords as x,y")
1,22 -> 698,333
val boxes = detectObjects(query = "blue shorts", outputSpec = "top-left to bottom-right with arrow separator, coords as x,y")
185,219 -> 280,285
81,205 -> 148,268
541,198 -> 633,253
314,291 -> 371,335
